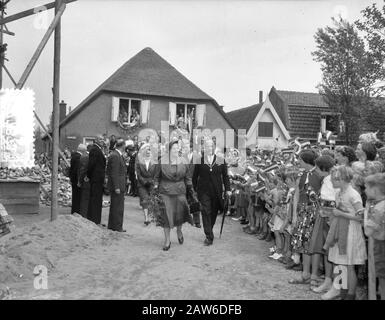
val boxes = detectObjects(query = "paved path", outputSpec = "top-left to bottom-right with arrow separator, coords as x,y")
9,197 -> 319,300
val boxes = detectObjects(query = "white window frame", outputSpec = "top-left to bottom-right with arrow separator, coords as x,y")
114,96 -> 142,125
175,102 -> 197,123
320,112 -> 340,133
83,137 -> 95,146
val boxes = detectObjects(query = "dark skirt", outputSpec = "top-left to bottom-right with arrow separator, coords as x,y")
309,214 -> 330,255
138,185 -> 153,209
291,203 -> 318,254
374,239 -> 385,279
158,193 -> 192,228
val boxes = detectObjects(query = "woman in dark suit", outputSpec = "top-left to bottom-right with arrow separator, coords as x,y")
154,140 -> 193,251
136,143 -> 157,226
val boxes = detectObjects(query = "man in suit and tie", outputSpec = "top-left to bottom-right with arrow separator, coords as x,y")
106,138 -> 127,232
70,144 -> 83,214
193,139 -> 231,246
78,144 -> 92,218
87,136 -> 107,225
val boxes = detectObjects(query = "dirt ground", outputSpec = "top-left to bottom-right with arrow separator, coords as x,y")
3,196 -> 320,300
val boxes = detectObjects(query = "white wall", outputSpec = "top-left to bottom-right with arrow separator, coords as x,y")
247,109 -> 288,150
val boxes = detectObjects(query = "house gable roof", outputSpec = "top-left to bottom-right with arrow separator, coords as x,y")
270,88 -> 330,139
247,95 -> 291,140
276,90 -> 330,108
60,47 -> 236,129
226,103 -> 263,131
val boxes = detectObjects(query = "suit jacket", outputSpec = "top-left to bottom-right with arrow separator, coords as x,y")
192,154 -> 230,209
69,151 -> 81,185
106,150 -> 127,192
78,152 -> 90,188
154,157 -> 191,195
135,157 -> 157,187
87,145 -> 106,183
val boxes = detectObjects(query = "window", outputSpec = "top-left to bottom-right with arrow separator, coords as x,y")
118,98 -> 141,125
320,113 -> 339,133
111,97 -> 142,125
258,122 -> 273,138
83,137 -> 95,146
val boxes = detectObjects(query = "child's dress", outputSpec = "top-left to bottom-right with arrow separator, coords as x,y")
309,174 -> 336,255
291,168 -> 323,254
328,185 -> 367,265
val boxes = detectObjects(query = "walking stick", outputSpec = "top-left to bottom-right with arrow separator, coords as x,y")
219,194 -> 230,238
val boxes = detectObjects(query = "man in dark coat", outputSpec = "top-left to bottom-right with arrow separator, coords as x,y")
193,139 -> 231,246
106,139 -> 127,232
87,136 -> 107,225
78,144 -> 92,218
69,145 -> 83,214
126,140 -> 138,197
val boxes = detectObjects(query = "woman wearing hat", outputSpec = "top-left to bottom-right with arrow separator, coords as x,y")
136,143 -> 157,225
153,140 -> 193,251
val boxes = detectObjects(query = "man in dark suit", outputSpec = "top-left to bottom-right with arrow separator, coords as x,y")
106,139 -> 127,232
87,136 -> 107,225
69,144 -> 84,214
126,141 -> 138,197
193,139 -> 231,246
78,144 -> 92,218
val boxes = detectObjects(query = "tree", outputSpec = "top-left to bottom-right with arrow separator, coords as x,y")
312,18 -> 383,145
356,3 -> 385,96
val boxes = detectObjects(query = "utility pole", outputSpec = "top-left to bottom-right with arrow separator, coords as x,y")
51,0 -> 62,221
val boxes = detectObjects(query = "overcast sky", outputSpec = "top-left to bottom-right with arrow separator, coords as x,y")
2,0 -> 383,124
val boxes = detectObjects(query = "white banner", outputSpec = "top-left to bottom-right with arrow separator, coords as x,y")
0,89 -> 35,169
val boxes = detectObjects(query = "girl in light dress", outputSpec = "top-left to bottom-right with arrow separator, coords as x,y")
322,165 -> 367,300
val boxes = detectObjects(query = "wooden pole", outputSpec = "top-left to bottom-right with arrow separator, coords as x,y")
1,62 -> 15,85
0,0 -> 4,89
33,110 -> 70,167
51,0 -> 62,221
16,3 -> 66,89
0,0 -> 76,25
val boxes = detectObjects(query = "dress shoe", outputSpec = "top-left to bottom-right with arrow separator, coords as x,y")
117,229 -> 126,233
195,223 -> 201,228
204,238 -> 213,246
240,219 -> 249,225
162,242 -> 171,251
144,221 -> 150,226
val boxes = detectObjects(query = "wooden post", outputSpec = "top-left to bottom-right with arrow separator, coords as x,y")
368,237 -> 377,300
0,0 -> 4,89
34,110 -> 70,167
1,62 -> 15,85
16,3 -> 66,89
0,0 -> 76,25
51,0 -> 62,221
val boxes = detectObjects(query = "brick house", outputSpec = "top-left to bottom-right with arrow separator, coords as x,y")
226,91 -> 290,150
55,47 -> 235,151
227,86 -> 344,150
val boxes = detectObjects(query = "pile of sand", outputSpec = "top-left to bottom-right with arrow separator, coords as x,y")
0,214 -> 115,284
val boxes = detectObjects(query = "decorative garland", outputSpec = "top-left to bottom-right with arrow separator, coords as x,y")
116,116 -> 142,134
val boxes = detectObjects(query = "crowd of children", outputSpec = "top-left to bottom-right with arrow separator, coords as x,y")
229,133 -> 385,300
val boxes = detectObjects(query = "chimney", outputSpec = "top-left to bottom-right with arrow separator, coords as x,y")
259,91 -> 263,104
59,100 -> 67,123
